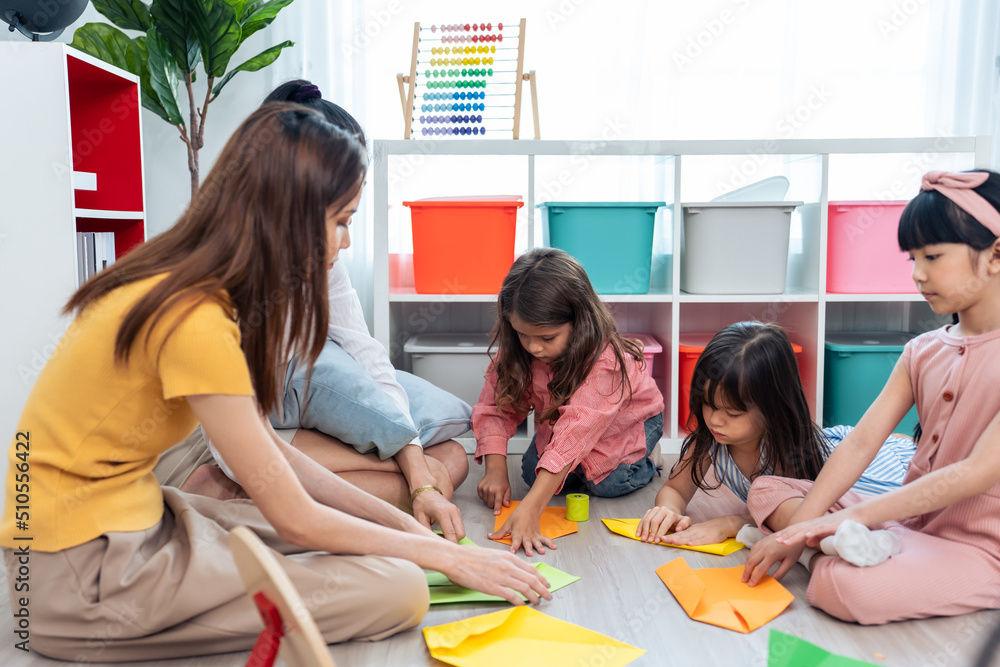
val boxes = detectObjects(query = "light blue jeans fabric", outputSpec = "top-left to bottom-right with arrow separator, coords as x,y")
271,340 -> 473,460
520,412 -> 663,498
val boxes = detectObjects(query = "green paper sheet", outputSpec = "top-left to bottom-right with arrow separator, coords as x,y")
427,561 -> 580,604
768,630 -> 879,666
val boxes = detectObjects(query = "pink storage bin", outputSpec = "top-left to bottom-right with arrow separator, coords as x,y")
827,201 -> 915,294
622,333 -> 662,379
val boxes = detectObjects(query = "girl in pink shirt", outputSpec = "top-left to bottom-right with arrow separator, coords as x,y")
741,170 -> 1000,625
473,248 -> 664,556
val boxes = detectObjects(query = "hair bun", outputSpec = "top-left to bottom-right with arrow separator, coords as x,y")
291,83 -> 322,102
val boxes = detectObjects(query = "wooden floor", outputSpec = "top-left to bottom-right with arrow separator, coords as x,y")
4,455 -> 999,666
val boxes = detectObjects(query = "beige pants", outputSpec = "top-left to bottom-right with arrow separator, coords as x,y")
5,488 -> 428,662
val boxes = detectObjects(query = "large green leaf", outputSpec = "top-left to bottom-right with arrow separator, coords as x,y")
211,39 -> 293,97
70,23 -> 134,72
150,0 -> 201,71
223,0 -> 250,21
126,36 -> 173,124
91,0 -> 152,32
239,0 -> 294,45
146,27 -> 185,125
193,0 -> 241,77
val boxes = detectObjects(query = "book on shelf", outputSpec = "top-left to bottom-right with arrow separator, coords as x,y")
76,232 -> 116,284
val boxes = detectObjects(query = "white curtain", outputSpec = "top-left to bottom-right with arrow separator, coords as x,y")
928,0 -> 1000,166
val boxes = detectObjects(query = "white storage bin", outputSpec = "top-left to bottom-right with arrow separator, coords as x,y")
403,333 -> 492,408
680,201 -> 802,294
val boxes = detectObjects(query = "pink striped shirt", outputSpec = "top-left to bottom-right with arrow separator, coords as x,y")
901,324 -> 1000,552
473,344 -> 664,490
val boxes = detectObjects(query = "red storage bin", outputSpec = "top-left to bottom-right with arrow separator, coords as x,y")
402,196 -> 523,294
678,333 -> 802,431
827,201 -> 914,294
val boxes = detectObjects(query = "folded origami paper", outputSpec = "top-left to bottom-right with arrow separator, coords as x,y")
427,562 -> 580,604
602,518 -> 745,555
655,558 -> 793,633
490,501 -> 578,545
423,606 -> 645,667
768,630 -> 879,666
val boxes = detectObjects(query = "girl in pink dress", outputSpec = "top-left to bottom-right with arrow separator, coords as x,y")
741,170 -> 1000,624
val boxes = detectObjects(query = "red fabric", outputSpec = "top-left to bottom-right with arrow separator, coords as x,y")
246,592 -> 284,667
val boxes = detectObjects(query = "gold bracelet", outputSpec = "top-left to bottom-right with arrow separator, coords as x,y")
410,484 -> 442,504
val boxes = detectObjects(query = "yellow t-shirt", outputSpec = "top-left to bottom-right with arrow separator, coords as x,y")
1,275 -> 253,552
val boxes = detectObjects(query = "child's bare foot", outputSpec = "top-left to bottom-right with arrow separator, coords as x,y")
180,464 -> 249,500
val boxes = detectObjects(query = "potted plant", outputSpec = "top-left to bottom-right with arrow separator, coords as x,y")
70,0 -> 297,197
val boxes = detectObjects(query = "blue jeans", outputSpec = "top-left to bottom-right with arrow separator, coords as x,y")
521,412 -> 663,498
271,340 -> 473,460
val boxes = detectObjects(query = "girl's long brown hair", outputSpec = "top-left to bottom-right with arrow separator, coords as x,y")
489,248 -> 644,423
675,321 -> 826,492
64,103 -> 368,414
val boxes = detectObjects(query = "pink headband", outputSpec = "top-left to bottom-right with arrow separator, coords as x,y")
920,170 -> 1000,237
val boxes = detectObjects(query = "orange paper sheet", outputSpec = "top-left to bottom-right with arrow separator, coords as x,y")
602,518 -> 745,556
490,501 -> 578,545
655,558 -> 794,633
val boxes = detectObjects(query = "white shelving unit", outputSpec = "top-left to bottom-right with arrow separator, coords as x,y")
0,43 -> 147,464
372,138 -> 991,453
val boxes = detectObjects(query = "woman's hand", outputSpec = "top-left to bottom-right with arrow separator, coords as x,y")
637,506 -> 691,543
478,460 -> 511,516
741,533 -> 805,586
489,504 -> 556,557
411,491 -> 467,543
659,516 -> 735,546
440,545 -> 552,606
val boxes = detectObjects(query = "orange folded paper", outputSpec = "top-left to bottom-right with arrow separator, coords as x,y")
490,501 -> 578,545
602,518 -> 745,556
655,558 -> 793,633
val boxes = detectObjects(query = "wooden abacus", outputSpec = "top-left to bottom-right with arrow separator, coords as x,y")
396,19 -> 539,139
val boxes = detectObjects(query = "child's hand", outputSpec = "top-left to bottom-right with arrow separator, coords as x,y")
637,506 -> 691,543
742,533 -> 804,586
478,463 -> 511,515
659,517 -> 732,546
489,504 -> 557,557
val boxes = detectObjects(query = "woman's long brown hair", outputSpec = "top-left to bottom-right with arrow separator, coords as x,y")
489,248 -> 644,423
64,103 -> 368,414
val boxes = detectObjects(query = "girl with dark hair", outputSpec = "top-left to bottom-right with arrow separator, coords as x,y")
743,170 -> 1000,625
474,248 -> 664,556
637,321 -> 914,547
0,104 -> 548,662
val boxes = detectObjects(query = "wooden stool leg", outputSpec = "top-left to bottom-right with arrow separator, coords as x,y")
229,526 -> 336,667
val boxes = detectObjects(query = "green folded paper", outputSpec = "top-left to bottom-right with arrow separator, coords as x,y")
768,630 -> 879,666
427,562 -> 580,604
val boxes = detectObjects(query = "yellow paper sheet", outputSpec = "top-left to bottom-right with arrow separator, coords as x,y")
490,501 -> 578,545
602,518 -> 745,555
423,606 -> 645,667
655,558 -> 794,633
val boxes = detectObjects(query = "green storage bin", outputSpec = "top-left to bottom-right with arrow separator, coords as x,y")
538,202 -> 664,294
823,331 -> 918,435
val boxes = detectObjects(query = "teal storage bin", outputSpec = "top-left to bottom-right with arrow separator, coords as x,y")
538,202 -> 664,294
824,331 -> 918,435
